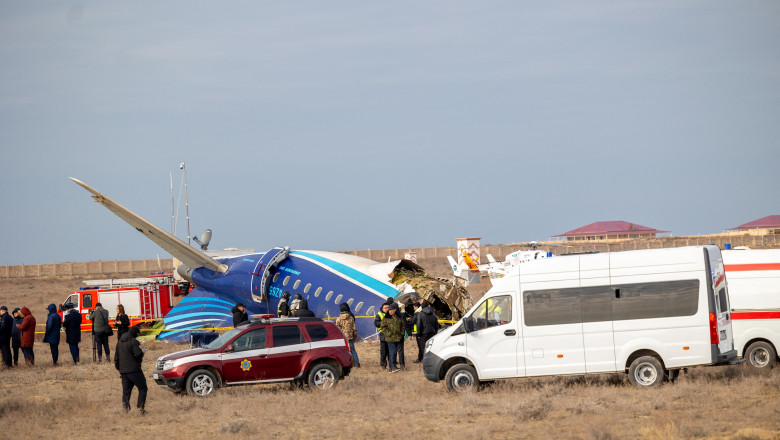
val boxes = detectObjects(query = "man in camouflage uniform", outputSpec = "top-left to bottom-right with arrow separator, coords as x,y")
380,303 -> 404,373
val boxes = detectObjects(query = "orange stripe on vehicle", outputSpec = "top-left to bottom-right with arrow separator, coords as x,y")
725,263 -> 780,272
732,311 -> 780,320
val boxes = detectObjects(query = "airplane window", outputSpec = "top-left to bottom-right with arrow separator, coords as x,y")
303,283 -> 311,294
315,287 -> 322,297
293,280 -> 301,290
366,306 -> 375,316
272,273 -> 280,283
283,276 -> 290,286
334,294 -> 343,304
325,291 -> 333,301
355,301 -> 363,312
347,298 -> 354,306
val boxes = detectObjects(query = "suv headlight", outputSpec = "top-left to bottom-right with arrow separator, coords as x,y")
425,337 -> 435,353
156,358 -> 175,371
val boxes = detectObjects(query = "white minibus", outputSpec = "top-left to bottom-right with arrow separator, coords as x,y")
423,245 -> 738,389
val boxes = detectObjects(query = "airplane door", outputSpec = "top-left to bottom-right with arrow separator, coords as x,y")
465,294 -> 520,379
267,325 -> 311,380
222,328 -> 271,383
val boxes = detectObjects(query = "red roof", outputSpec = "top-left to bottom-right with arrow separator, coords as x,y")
730,215 -> 780,230
553,221 -> 668,238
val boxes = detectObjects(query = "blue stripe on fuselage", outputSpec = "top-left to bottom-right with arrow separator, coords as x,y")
291,251 -> 398,298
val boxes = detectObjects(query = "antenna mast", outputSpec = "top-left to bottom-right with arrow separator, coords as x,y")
181,162 -> 191,245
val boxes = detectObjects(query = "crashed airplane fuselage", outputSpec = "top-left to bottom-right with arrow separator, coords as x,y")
70,178 -> 472,341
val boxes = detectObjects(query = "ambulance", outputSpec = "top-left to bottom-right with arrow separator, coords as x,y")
723,248 -> 780,368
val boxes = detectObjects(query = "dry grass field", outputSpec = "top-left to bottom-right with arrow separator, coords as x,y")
1,275 -> 779,439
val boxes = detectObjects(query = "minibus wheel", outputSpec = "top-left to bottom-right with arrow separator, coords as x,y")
445,364 -> 478,392
745,341 -> 776,369
628,356 -> 663,387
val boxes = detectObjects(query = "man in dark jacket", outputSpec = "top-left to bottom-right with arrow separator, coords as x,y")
43,304 -> 62,366
62,304 -> 82,364
292,300 -> 316,317
0,306 -> 13,367
232,303 -> 249,327
89,303 -> 111,363
11,308 -> 22,366
114,326 -> 147,413
417,301 -> 440,357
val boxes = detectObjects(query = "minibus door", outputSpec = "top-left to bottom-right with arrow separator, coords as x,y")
464,294 -> 520,379
582,287 -> 616,373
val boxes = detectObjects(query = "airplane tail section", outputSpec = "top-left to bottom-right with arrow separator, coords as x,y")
70,178 -> 227,274
159,288 -> 236,342
447,255 -> 462,277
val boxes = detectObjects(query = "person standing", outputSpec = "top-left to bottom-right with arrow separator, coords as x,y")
16,307 -> 36,366
43,304 -> 62,366
292,300 -> 315,317
62,304 -> 82,364
335,302 -> 360,367
11,308 -> 22,366
411,302 -> 424,363
115,304 -> 130,337
0,306 -> 13,368
89,303 -> 111,363
374,302 -> 390,369
417,300 -> 440,359
231,303 -> 248,327
277,291 -> 291,317
289,293 -> 302,315
114,326 -> 147,414
380,303 -> 404,373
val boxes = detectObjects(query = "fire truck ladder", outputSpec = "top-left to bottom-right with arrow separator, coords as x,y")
140,287 -> 154,320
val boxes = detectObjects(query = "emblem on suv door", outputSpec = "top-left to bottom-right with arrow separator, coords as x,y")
241,359 -> 252,371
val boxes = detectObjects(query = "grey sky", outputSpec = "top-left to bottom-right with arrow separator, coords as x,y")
1,1 -> 778,265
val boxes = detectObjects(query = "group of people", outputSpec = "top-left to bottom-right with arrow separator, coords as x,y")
0,302 -> 134,367
374,296 -> 440,373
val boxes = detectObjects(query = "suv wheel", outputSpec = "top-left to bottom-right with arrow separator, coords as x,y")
308,363 -> 339,389
187,369 -> 218,397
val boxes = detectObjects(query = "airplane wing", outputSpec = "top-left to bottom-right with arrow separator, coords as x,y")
70,177 -> 227,273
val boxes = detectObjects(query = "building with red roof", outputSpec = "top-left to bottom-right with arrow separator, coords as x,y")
727,215 -> 780,235
552,221 -> 669,242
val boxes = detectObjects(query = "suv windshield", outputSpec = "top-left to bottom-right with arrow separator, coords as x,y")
203,328 -> 243,350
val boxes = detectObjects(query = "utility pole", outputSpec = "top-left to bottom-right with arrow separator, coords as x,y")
181,162 -> 191,245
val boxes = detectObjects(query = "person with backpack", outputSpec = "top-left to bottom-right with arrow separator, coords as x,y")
277,291 -> 291,317
289,293 -> 302,315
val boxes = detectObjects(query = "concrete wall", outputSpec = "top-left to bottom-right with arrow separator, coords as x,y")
2,233 -> 778,279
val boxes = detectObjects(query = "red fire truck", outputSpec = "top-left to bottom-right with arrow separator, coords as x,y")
58,274 -> 187,331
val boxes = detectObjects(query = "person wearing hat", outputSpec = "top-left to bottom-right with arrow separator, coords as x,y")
0,306 -> 13,367
380,303 -> 405,373
62,303 -> 82,364
335,302 -> 360,368
232,303 -> 249,327
374,302 -> 390,369
292,299 -> 316,318
277,291 -> 292,317
89,302 -> 111,363
43,304 -> 62,366
114,326 -> 147,414
16,307 -> 36,366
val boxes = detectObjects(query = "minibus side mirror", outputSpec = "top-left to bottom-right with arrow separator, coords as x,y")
463,317 -> 473,333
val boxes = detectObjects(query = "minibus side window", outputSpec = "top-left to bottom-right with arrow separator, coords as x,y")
470,295 -> 512,330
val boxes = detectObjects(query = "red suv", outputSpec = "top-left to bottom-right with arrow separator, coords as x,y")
153,317 -> 353,396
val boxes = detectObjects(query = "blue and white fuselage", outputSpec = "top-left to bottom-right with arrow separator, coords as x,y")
162,250 -> 401,341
